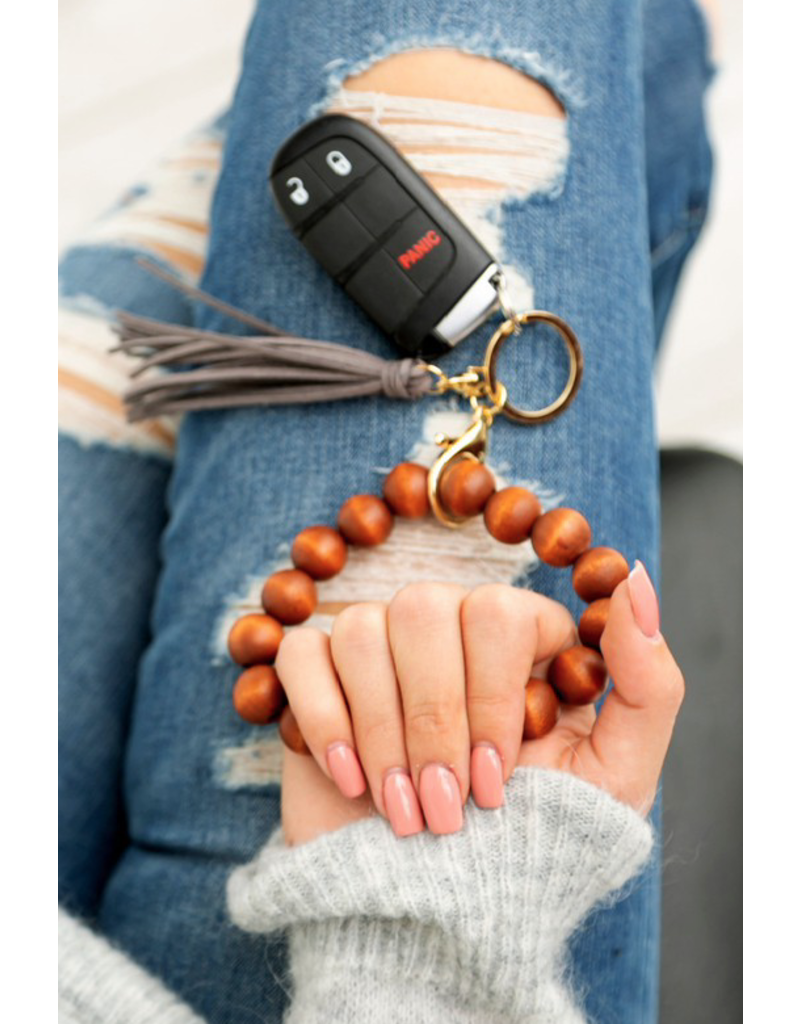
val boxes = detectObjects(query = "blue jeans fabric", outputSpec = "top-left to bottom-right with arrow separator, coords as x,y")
59,1 -> 713,1021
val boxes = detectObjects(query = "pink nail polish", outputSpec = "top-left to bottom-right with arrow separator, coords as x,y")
383,769 -> 424,837
471,743 -> 505,809
326,742 -> 367,799
628,560 -> 661,638
419,763 -> 463,834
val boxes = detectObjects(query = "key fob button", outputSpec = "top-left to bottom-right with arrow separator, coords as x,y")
305,138 -> 376,192
346,250 -> 422,333
384,210 -> 455,292
345,167 -> 416,239
271,159 -> 333,228
302,205 -> 375,278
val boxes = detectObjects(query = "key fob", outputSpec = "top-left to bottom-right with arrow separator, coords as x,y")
270,114 -> 501,358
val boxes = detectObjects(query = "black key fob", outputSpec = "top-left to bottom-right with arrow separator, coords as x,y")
270,114 -> 501,358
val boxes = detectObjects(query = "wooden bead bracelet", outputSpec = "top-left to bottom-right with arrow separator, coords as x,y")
227,457 -> 629,754
218,303 -> 628,755
116,263 -> 619,751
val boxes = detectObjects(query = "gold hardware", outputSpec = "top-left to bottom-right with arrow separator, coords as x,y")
423,309 -> 584,526
491,270 -> 522,335
427,407 -> 493,528
484,309 -> 583,424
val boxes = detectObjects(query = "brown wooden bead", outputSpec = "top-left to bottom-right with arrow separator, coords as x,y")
484,486 -> 542,544
548,645 -> 608,705
337,494 -> 393,546
572,546 -> 629,602
523,678 -> 560,740
383,462 -> 430,518
261,569 -> 317,625
531,508 -> 592,567
227,613 -> 284,665
439,458 -> 496,517
233,665 -> 286,725
291,525 -> 347,580
278,705 -> 310,755
578,598 -> 611,649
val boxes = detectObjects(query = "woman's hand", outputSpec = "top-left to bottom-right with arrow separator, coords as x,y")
277,563 -> 684,845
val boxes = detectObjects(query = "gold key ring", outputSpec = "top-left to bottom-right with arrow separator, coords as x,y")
483,310 -> 584,424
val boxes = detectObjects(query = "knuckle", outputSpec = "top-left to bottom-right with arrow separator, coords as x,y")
275,626 -> 327,673
406,698 -> 461,740
331,601 -> 387,651
390,582 -> 463,630
467,688 -> 522,738
462,583 -> 528,630
327,598 -> 383,638
468,688 -> 518,715
355,713 -> 400,754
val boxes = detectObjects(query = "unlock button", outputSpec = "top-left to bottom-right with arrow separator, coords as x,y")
271,158 -> 333,230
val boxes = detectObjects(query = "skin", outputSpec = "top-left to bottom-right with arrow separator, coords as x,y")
277,579 -> 685,846
341,49 -> 565,194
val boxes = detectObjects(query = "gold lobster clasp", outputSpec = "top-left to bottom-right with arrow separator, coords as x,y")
422,362 -> 507,528
422,307 -> 584,527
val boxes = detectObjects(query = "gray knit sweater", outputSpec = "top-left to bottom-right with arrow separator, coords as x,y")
59,768 -> 654,1023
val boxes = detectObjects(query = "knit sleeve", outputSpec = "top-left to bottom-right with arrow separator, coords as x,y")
227,766 -> 654,1024
58,909 -> 205,1024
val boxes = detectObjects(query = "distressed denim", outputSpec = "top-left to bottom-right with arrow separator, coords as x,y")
59,1 -> 713,1021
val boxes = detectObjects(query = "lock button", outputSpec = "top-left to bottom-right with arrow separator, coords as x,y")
271,158 -> 333,229
305,138 -> 376,193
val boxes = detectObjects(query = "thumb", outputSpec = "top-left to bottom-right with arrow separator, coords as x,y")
590,561 -> 685,813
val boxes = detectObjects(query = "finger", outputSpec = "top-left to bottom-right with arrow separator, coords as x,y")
281,747 -> 372,847
275,628 -> 367,800
331,602 -> 424,837
528,600 -> 581,679
461,585 -> 576,807
387,582 -> 470,834
593,561 -> 685,812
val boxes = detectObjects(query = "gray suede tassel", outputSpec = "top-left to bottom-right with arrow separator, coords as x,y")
113,261 -> 433,422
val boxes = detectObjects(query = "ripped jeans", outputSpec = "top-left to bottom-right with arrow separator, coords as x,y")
59,1 -> 713,1021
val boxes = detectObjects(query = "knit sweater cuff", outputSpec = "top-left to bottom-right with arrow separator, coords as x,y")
228,767 -> 653,1023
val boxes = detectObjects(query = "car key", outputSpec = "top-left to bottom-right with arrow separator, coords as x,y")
270,113 -> 502,358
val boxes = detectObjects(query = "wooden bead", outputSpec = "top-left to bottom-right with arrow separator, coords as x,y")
439,458 -> 496,517
278,705 -> 310,754
227,613 -> 284,665
291,525 -> 347,580
337,494 -> 393,546
578,598 -> 610,649
383,462 -> 430,518
572,547 -> 629,602
233,665 -> 286,725
484,486 -> 542,544
548,645 -> 607,705
261,569 -> 317,625
531,508 -> 591,567
523,678 -> 560,740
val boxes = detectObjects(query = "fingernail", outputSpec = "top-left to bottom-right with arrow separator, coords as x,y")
383,769 -> 424,837
470,743 -> 505,809
419,763 -> 463,834
326,742 -> 367,799
628,560 -> 661,639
